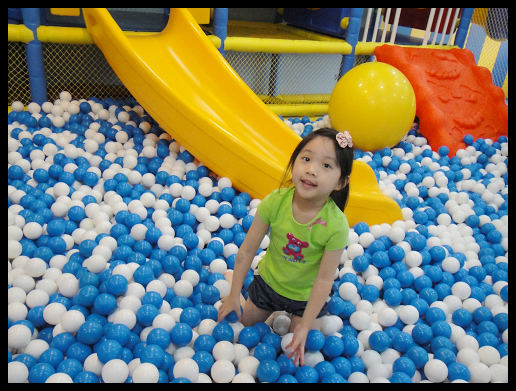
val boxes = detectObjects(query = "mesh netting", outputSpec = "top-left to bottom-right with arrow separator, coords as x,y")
8,42 -> 31,106
42,42 -> 132,103
225,51 -> 343,104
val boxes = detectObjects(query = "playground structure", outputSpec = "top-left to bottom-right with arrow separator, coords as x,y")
7,8 -> 508,227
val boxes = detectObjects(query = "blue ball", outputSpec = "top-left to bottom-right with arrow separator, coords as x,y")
391,332 -> 414,353
170,323 -> 193,347
305,329 -> 325,352
192,350 -> 214,374
452,309 -> 473,328
383,288 -> 403,306
136,304 -> 159,327
425,307 -> 446,324
96,339 -> 123,364
93,293 -> 117,315
341,334 -> 359,357
431,320 -> 452,338
314,361 -> 336,381
434,347 -> 456,366
412,323 -> 433,345
28,362 -> 56,383
361,285 -> 380,302
447,362 -> 471,382
105,274 -> 128,296
141,291 -> 163,309
254,343 -> 277,362
405,346 -> 429,369
38,348 -> 64,368
179,307 -> 201,328
388,245 -> 405,262
390,371 -> 412,383
146,328 -> 171,350
322,336 -> 344,358
200,285 -> 220,305
238,327 -> 260,349
392,357 -> 416,378
56,358 -> 83,379
140,344 -> 165,368
257,358 -> 281,383
352,255 -> 369,272
106,323 -> 131,347
295,365 -> 319,383
193,334 -> 216,354
331,356 -> 352,378
368,331 -> 392,352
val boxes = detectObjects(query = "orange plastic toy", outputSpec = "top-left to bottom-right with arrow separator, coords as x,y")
374,46 -> 508,156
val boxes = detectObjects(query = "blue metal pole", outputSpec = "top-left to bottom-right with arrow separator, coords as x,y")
212,8 -> 228,56
21,8 -> 47,105
339,8 -> 364,78
454,8 -> 474,48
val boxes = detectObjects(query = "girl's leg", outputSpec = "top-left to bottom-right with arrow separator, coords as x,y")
223,270 -> 246,309
240,296 -> 273,327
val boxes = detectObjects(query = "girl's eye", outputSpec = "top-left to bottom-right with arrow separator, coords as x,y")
323,163 -> 332,169
301,157 -> 310,162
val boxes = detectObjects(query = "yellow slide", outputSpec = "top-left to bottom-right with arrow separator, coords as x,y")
83,8 -> 402,227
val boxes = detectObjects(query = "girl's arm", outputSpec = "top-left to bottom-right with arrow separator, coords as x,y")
217,212 -> 270,322
286,247 -> 344,365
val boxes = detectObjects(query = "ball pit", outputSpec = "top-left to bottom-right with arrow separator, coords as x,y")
7,93 -> 508,383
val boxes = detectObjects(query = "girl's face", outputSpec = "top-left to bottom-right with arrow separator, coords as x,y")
291,136 -> 345,204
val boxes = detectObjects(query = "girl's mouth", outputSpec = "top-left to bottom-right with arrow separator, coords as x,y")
301,179 -> 316,188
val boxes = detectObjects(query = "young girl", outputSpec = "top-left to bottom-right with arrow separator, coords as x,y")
217,128 -> 354,366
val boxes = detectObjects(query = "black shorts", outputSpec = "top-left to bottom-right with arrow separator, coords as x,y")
247,274 -> 329,318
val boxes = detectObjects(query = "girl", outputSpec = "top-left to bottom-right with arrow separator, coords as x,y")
217,128 -> 354,366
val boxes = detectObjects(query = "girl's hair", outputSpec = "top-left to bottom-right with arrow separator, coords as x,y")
280,128 -> 355,211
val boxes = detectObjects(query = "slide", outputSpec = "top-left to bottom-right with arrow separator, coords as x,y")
83,8 -> 402,226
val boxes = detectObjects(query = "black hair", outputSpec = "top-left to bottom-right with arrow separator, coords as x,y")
280,128 -> 355,211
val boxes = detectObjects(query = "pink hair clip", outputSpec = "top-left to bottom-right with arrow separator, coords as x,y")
336,131 -> 353,148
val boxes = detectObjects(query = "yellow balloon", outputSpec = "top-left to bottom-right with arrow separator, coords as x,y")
329,62 -> 416,152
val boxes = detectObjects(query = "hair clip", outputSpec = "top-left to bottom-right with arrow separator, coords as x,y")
336,131 -> 353,148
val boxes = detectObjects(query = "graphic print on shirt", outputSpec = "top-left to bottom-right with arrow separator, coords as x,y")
282,233 -> 309,263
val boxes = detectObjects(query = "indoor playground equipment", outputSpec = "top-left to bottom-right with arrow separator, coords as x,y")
8,8 -> 509,384
374,46 -> 508,156
328,61 -> 416,152
82,8 -> 403,226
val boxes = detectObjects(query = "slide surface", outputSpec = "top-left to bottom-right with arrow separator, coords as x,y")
83,8 -> 402,226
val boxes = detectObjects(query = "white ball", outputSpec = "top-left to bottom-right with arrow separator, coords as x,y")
468,362 -> 491,383
173,358 -> 199,382
60,310 -> 85,333
217,177 -> 232,189
347,243 -> 365,259
238,356 -> 260,378
339,282 -> 358,300
132,363 -> 159,383
101,359 -> 129,383
359,232 -> 375,248
349,311 -> 371,331
477,345 -> 500,366
377,308 -> 398,327
211,359 -> 236,383
272,315 -> 291,336
451,281 -> 471,300
232,372 -> 256,383
174,280 -> 193,298
424,359 -> 448,383
112,309 -> 137,330
43,302 -> 67,325
23,221 -> 43,240
180,270 -> 199,287
398,305 -> 419,325
204,216 -> 220,232
8,361 -> 29,383
441,257 -> 460,274
213,341 -> 236,361
8,324 -> 32,349
489,363 -> 508,383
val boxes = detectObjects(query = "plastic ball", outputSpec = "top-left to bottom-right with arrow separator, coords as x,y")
211,359 -> 235,383
329,62 -> 415,151
101,358 -> 129,383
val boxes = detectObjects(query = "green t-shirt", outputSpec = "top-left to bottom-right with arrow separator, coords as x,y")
256,187 -> 350,301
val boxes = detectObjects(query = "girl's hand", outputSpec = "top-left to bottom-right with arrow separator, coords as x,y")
217,293 -> 242,323
285,323 -> 310,366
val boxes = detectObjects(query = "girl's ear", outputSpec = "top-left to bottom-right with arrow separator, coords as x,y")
335,175 -> 350,191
